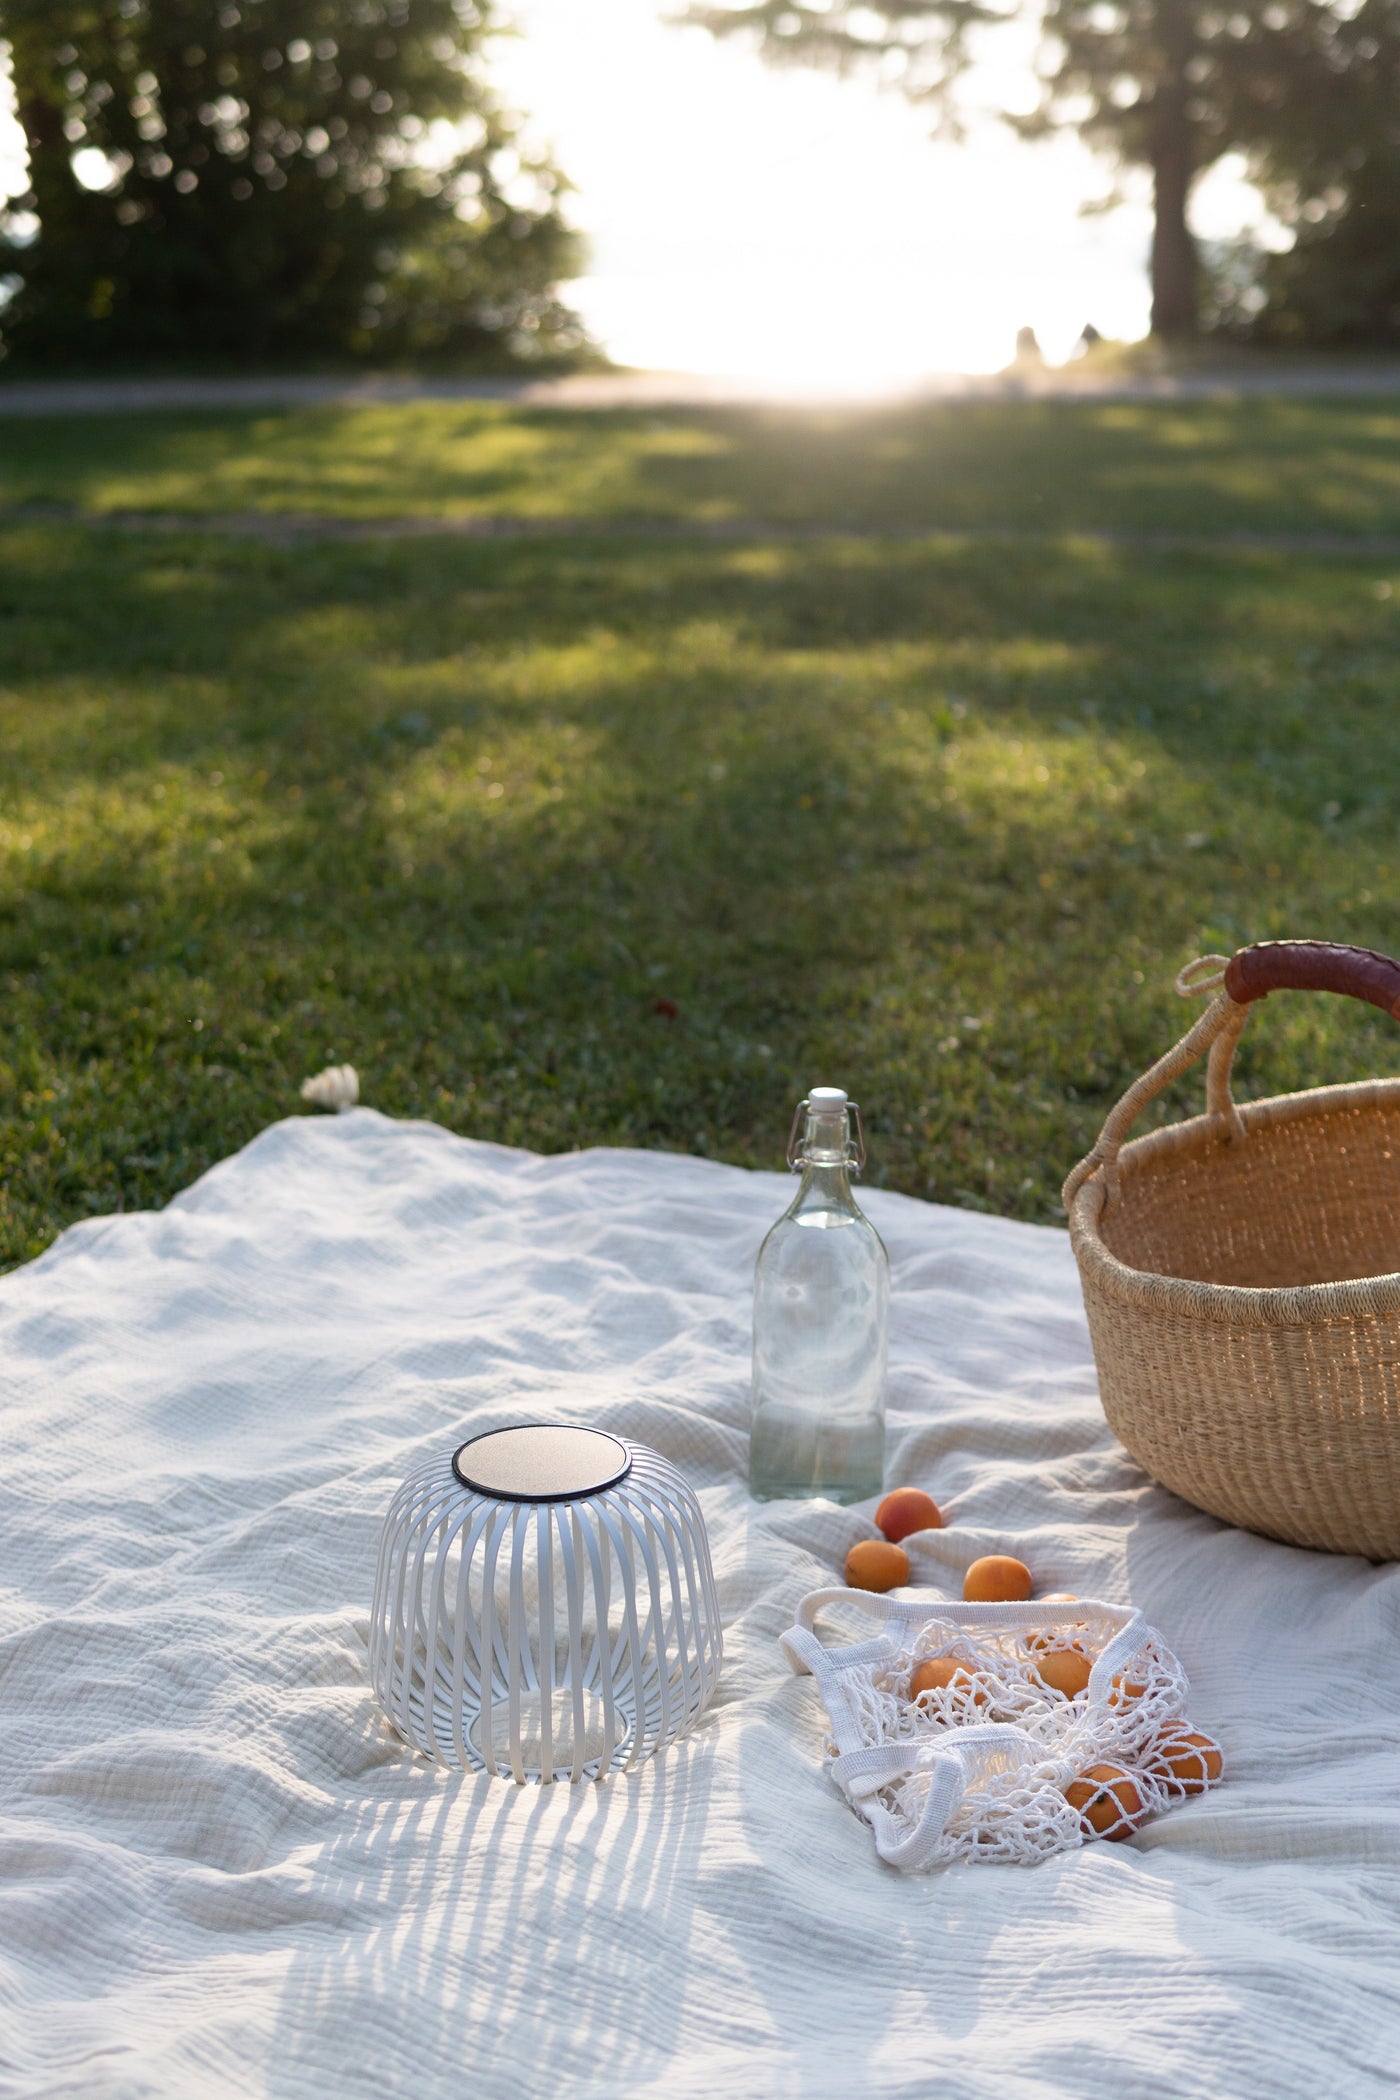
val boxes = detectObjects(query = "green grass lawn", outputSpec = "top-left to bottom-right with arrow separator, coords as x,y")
5,393 -> 1400,534
1,395 -> 1398,1267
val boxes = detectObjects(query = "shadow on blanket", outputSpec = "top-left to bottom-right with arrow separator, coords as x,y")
264,1706 -> 719,2094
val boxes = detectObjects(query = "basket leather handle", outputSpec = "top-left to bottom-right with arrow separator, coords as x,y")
1224,940 -> 1400,1016
1063,941 -> 1400,1217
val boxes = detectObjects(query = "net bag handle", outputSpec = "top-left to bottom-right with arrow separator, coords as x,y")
1062,940 -> 1400,1215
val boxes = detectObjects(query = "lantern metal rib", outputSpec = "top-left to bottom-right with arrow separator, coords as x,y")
370,1437 -> 722,1782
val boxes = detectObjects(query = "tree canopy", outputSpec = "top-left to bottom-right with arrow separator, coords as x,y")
682,0 -> 1006,133
1023,0 -> 1397,337
1,0 -> 588,367
1211,0 -> 1400,345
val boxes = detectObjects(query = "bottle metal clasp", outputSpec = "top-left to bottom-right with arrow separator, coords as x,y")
786,1097 -> 867,1174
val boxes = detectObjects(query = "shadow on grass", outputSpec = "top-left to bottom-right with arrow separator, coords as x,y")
0,519 -> 1397,1264
6,397 -> 1400,535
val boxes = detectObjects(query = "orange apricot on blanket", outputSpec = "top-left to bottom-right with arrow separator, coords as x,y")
963,1555 -> 1034,1604
1146,1727 -> 1223,1795
1035,1646 -> 1094,1700
875,1487 -> 943,1543
908,1657 -> 990,1706
1064,1763 -> 1147,1841
845,1539 -> 910,1593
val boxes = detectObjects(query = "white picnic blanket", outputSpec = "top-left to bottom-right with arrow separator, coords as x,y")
2,1110 -> 1398,2099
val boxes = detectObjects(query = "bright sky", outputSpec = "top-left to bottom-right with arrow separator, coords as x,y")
0,2 -> 1271,387
497,0 -> 1268,386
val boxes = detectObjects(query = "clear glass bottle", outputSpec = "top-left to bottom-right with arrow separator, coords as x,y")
749,1086 -> 888,1503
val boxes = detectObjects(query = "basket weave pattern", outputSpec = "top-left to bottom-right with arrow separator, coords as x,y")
1065,947 -> 1400,1560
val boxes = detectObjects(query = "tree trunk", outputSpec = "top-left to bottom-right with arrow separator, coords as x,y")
1149,0 -> 1197,338
1151,125 -> 1197,336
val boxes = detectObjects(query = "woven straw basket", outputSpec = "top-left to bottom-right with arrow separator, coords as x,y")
1063,940 -> 1400,1561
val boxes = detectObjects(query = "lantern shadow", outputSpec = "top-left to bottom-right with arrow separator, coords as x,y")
264,1700 -> 719,2098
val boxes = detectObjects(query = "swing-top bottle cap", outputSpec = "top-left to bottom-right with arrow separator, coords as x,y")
788,1086 -> 865,1171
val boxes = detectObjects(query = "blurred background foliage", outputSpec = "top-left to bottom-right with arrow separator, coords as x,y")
0,0 -> 590,367
1202,0 -> 1400,349
2,0 -> 1400,364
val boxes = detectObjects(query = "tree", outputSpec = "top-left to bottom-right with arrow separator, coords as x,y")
682,2 -> 1006,140
1021,0 -> 1348,338
1025,0 -> 1206,336
0,0 -> 589,367
687,0 -> 1365,341
1248,153 -> 1400,346
1206,0 -> 1400,345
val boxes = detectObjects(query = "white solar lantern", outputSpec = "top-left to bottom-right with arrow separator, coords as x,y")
371,1425 -> 723,1783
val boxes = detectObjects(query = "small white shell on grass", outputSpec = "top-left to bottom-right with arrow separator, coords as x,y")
300,1063 -> 359,1112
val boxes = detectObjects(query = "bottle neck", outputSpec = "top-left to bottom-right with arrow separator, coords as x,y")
792,1158 -> 858,1213
791,1107 -> 861,1216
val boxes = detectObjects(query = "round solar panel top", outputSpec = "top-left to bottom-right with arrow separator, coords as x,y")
452,1424 -> 633,1503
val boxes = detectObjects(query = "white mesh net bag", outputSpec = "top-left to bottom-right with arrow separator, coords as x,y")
781,1588 -> 1222,1871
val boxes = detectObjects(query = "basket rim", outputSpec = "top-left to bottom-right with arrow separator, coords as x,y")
1068,1074 -> 1400,1326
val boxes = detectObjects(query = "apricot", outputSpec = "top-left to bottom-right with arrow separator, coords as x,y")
908,1657 -> 990,1706
1024,1600 -> 1082,1654
845,1538 -> 910,1593
1147,1726 -> 1223,1795
962,1555 -> 1033,1604
875,1487 -> 943,1544
1035,1646 -> 1094,1700
1064,1762 -> 1146,1841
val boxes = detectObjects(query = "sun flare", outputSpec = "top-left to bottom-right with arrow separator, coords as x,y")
498,0 -> 1269,389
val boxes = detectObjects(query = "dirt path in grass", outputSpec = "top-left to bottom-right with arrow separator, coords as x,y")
6,502 -> 1400,558
2,363 -> 1400,418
